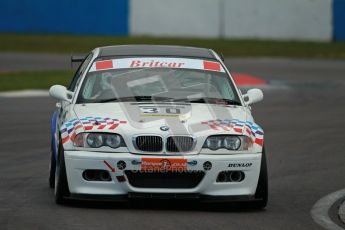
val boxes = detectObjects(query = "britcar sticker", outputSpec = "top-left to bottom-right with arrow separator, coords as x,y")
89,58 -> 225,73
201,119 -> 264,146
60,116 -> 127,144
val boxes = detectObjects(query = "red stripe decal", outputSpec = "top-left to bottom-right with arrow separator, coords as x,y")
70,132 -> 76,142
98,125 -> 106,129
221,125 -> 230,131
234,127 -> 243,133
109,123 -> 119,130
203,61 -> 221,72
119,121 -> 127,124
84,126 -> 93,130
62,136 -> 69,144
96,60 -> 113,70
255,138 -> 264,146
103,160 -> 115,172
209,124 -> 218,130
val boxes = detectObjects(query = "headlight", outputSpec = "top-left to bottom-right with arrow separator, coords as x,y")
105,134 -> 122,148
86,133 -> 103,148
223,136 -> 241,150
205,136 -> 222,150
203,135 -> 252,151
73,133 -> 126,149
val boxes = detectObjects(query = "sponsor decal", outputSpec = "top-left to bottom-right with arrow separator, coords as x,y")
228,163 -> 253,168
131,160 -> 141,165
90,58 -> 225,73
203,161 -> 212,171
187,160 -> 198,166
60,116 -> 127,144
201,119 -> 264,146
129,60 -> 185,68
141,158 -> 187,171
117,160 -> 127,170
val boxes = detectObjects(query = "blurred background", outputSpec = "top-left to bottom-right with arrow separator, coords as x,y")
0,0 -> 344,41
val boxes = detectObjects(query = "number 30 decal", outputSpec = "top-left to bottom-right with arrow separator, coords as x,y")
166,108 -> 181,114
140,107 -> 181,114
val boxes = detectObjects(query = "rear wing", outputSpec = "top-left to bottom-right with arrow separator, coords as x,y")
70,55 -> 86,68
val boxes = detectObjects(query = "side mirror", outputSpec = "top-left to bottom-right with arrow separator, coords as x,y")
49,85 -> 73,103
243,88 -> 263,105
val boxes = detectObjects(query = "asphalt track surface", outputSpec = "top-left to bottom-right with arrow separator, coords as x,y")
1,53 -> 345,230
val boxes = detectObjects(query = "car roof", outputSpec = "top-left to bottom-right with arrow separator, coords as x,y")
97,45 -> 217,60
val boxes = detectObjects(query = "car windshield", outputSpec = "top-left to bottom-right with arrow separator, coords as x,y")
76,58 -> 241,105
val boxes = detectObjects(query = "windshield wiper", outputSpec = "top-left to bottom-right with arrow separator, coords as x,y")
96,96 -> 174,103
95,98 -> 119,103
187,97 -> 242,106
128,96 -> 175,102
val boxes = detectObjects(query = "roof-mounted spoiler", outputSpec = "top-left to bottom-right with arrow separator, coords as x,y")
71,55 -> 86,63
71,55 -> 86,68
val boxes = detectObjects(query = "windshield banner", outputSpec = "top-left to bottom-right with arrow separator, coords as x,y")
89,58 -> 225,73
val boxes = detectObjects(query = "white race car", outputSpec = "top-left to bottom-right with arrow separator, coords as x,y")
49,45 -> 267,208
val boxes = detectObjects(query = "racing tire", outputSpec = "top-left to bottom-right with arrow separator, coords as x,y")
251,147 -> 268,209
49,138 -> 56,188
54,140 -> 70,204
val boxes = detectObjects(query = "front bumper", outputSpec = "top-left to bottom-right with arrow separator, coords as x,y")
64,151 -> 262,199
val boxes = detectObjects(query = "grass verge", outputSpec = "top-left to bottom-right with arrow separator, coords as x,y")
1,33 -> 345,59
0,70 -> 73,91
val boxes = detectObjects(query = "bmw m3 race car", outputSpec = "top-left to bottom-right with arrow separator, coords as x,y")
48,45 -> 268,208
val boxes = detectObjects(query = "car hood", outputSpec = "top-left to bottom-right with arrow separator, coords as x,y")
72,102 -> 249,137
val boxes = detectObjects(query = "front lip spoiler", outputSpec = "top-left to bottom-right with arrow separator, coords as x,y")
67,193 -> 257,203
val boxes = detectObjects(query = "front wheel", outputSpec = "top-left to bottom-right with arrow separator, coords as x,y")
251,147 -> 268,209
49,138 -> 55,188
54,141 -> 70,204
